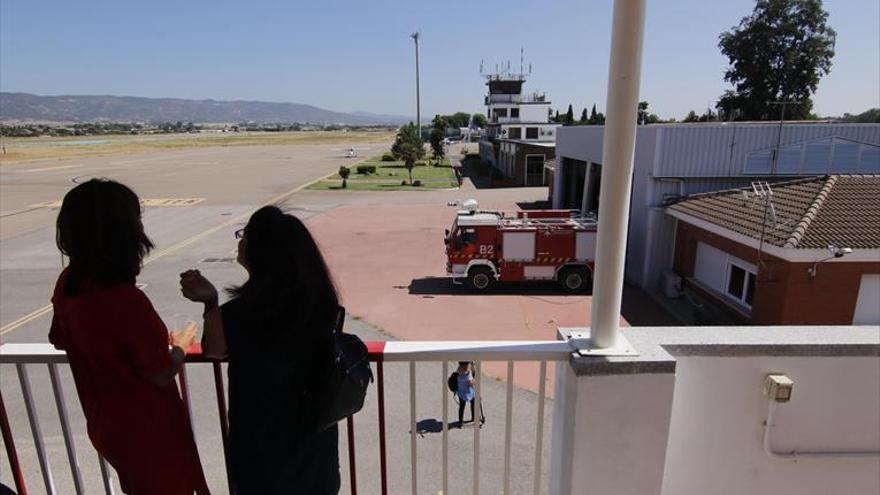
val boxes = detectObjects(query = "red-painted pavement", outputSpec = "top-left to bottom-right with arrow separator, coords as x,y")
306,202 -> 629,393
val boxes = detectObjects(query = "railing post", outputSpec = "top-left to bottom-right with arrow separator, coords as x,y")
346,415 -> 357,495
16,363 -> 56,494
98,455 -> 116,495
503,361 -> 514,495
177,364 -> 193,433
47,363 -> 85,495
0,390 -> 28,495
441,361 -> 449,495
375,361 -> 388,495
589,0 -> 648,349
472,361 -> 482,495
409,362 -> 417,495
212,361 -> 233,494
533,361 -> 548,495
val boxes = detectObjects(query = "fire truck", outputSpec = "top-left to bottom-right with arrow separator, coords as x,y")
445,200 -> 598,292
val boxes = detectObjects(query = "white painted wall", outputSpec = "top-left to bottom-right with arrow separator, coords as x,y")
662,356 -> 880,495
694,241 -> 729,293
853,274 -> 880,325
550,364 -> 676,495
554,124 -> 880,289
519,104 -> 552,122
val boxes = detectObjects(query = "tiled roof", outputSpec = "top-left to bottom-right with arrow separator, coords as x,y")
667,175 -> 880,249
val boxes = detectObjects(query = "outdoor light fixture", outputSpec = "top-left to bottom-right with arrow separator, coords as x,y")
764,373 -> 794,403
807,244 -> 853,279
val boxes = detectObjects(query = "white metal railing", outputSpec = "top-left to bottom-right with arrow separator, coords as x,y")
1,340 -> 572,495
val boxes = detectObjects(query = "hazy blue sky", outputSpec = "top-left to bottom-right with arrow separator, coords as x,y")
2,0 -> 877,120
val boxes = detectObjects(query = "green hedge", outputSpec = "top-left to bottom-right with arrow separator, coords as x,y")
381,153 -> 396,161
356,165 -> 377,175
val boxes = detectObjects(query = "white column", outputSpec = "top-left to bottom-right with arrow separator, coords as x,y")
590,0 -> 647,348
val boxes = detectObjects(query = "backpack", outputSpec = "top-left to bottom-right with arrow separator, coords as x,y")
310,306 -> 373,432
447,372 -> 459,393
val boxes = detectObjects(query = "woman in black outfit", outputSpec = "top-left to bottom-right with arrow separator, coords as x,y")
180,206 -> 340,494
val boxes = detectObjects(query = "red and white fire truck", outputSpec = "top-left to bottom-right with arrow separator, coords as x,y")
445,200 -> 598,292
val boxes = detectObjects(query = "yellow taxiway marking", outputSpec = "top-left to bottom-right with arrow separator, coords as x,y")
0,163 -> 360,336
19,164 -> 82,173
30,198 -> 206,209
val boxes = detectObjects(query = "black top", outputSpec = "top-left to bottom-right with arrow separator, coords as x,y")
222,298 -> 340,495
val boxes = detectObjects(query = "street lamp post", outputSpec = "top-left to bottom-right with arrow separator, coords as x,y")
411,32 -> 421,140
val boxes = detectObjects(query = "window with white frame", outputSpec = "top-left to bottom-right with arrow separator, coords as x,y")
725,261 -> 756,307
694,242 -> 757,310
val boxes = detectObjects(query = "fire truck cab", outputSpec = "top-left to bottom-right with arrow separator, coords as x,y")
445,200 -> 598,292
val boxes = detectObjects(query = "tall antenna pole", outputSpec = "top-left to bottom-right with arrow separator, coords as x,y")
520,47 -> 524,74
768,101 -> 797,174
411,32 -> 421,140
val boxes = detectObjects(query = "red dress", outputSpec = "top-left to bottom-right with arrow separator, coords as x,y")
49,270 -> 209,495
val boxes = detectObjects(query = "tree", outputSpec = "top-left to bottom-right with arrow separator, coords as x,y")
638,101 -> 649,125
565,104 -> 574,126
698,108 -> 718,122
445,112 -> 471,129
391,122 -> 426,185
683,110 -> 700,122
338,166 -> 351,189
580,108 -> 588,123
429,115 -> 448,164
472,113 -> 488,128
838,108 -> 880,123
554,110 -> 560,123
716,0 -> 836,120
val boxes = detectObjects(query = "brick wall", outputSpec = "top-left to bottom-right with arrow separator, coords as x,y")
673,221 -> 880,325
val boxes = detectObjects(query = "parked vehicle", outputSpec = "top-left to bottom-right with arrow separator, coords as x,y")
445,200 -> 597,292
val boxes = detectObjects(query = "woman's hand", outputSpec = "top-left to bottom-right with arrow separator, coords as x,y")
169,322 -> 197,353
179,269 -> 218,306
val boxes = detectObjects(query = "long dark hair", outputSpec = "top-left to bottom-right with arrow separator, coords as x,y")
56,179 -> 154,296
229,206 -> 339,338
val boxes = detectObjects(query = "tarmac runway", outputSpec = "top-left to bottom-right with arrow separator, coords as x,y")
0,142 -> 557,493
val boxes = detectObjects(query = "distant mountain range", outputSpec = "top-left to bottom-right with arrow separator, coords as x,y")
0,93 -> 411,125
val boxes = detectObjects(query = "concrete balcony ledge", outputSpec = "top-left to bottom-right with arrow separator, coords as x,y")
552,325 -> 880,495
560,325 -> 880,376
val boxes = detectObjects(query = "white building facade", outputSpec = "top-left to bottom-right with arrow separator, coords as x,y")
552,122 -> 880,290
479,73 -> 561,171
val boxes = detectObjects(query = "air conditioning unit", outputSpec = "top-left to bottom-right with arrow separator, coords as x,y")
661,270 -> 683,298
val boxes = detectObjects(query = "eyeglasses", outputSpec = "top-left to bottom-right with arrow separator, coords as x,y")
234,228 -> 245,239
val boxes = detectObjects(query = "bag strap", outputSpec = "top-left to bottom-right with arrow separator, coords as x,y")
336,305 -> 346,334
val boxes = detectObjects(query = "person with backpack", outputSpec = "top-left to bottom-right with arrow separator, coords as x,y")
455,361 -> 477,428
180,206 -> 342,494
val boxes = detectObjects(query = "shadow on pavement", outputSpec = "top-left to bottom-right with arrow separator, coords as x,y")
405,278 -> 679,326
405,277 -> 591,296
458,156 -> 494,189
516,200 -> 552,210
414,419 -> 445,437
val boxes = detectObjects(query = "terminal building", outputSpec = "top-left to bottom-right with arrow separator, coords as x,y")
479,70 -> 560,186
551,122 -> 880,292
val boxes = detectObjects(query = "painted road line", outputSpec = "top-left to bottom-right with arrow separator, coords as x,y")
0,165 -> 353,337
27,198 -> 207,210
0,207 -> 44,219
18,165 -> 82,173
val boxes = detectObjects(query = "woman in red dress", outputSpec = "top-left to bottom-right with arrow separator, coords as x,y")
48,179 -> 209,495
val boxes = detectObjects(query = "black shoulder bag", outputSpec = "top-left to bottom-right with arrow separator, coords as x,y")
311,306 -> 374,432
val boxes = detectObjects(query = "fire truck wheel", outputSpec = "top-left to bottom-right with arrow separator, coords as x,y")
558,267 -> 590,293
467,267 -> 495,291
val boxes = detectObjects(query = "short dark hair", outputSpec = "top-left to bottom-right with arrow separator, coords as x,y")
56,179 -> 153,296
